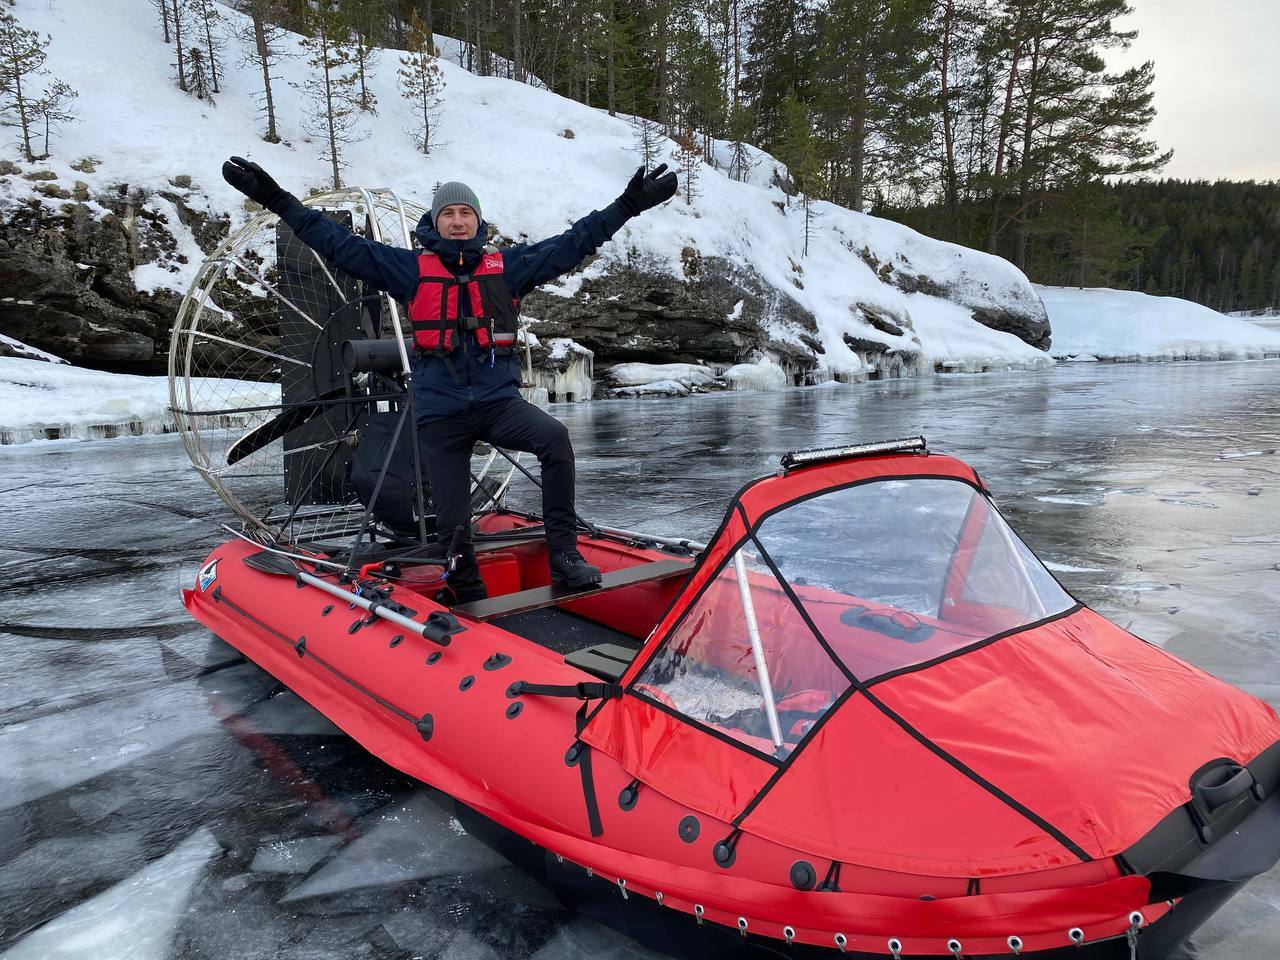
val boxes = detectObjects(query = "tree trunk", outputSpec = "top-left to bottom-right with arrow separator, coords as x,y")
13,65 -> 33,161
203,6 -> 220,92
253,15 -> 280,141
512,0 -> 522,80
606,0 -> 615,115
1013,36 -> 1041,270
938,0 -> 957,239
322,38 -> 341,187
984,41 -> 1022,252
172,0 -> 187,91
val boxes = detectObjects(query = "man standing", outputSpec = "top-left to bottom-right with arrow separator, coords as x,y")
221,156 -> 677,604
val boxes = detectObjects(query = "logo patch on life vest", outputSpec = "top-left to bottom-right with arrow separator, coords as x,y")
198,559 -> 219,592
482,253 -> 503,271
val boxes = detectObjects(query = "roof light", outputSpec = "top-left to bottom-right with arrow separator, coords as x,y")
779,436 -> 928,472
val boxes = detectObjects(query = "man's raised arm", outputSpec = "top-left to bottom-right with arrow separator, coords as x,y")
221,156 -> 419,302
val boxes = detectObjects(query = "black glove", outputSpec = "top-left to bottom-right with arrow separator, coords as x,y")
617,163 -> 678,217
221,155 -> 292,215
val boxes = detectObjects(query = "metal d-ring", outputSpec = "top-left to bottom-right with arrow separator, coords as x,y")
948,938 -> 963,958
737,917 -> 748,939
835,932 -> 848,953
1068,927 -> 1085,945
1008,934 -> 1024,955
694,904 -> 704,926
887,937 -> 903,960
617,877 -> 628,900
783,926 -> 796,945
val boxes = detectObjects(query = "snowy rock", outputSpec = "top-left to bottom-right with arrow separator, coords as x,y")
1038,286 -> 1280,362
721,355 -> 789,391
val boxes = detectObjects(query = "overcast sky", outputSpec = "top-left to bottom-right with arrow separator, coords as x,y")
1119,0 -> 1279,181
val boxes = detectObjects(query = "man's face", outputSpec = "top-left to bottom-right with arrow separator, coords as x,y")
437,204 -> 479,241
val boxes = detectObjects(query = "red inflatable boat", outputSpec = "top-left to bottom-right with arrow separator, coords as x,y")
183,440 -> 1280,959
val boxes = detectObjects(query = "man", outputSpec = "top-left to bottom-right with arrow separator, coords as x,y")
221,156 -> 677,603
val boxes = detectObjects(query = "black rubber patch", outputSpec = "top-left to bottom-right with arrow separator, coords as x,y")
293,636 -> 307,658
505,681 -> 524,698
321,604 -> 333,616
347,618 -> 364,635
618,781 -> 640,811
506,701 -> 524,719
389,634 -> 404,648
426,651 -> 442,665
459,674 -> 475,691
416,713 -> 434,741
790,860 -> 817,891
483,652 -> 512,671
678,816 -> 700,843
565,743 -> 583,767
713,840 -> 737,868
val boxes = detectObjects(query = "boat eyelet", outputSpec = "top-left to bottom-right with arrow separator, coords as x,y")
1128,912 -> 1145,928
1068,928 -> 1085,944
617,878 -> 628,900
783,926 -> 795,945
694,904 -> 705,925
459,674 -> 475,691
737,917 -> 748,938
426,651 -> 442,665
1008,935 -> 1024,955
948,938 -> 963,957
389,634 -> 403,648
321,604 -> 333,616
678,815 -> 699,842
505,701 -> 523,719
835,932 -> 848,953
655,891 -> 664,906
887,936 -> 902,959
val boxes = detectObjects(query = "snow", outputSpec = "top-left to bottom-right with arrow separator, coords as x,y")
1038,286 -> 1280,362
0,357 -> 276,444
0,334 -> 67,363
4,0 -> 1059,384
533,337 -> 594,401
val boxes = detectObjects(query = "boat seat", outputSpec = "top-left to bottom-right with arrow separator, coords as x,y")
452,558 -> 692,622
564,642 -> 639,682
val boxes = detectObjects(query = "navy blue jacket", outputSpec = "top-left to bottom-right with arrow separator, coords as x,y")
277,195 -> 629,419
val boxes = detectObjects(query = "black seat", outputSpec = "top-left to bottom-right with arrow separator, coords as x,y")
564,643 -> 639,682
452,558 -> 691,622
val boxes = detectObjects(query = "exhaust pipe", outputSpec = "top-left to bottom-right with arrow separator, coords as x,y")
341,338 -> 414,374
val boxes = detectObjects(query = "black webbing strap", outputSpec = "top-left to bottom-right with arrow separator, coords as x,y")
510,680 -> 623,701
578,742 -> 604,837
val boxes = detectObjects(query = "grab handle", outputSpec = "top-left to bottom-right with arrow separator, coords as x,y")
1195,764 -> 1254,813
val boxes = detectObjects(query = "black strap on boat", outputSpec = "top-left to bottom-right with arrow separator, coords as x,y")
577,742 -> 604,837
508,680 -> 623,701
817,859 -> 842,892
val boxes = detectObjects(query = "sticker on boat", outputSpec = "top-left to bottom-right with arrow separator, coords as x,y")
198,559 -> 218,592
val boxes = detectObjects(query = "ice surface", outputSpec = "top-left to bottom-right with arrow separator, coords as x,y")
0,828 -> 221,960
249,836 -> 343,875
281,790 -> 506,901
2,362 -> 1280,958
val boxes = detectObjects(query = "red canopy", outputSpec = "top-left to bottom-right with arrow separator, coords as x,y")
584,451 -> 1280,877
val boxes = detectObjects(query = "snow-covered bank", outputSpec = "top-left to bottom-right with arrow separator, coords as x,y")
1038,286 -> 1280,362
0,356 -> 275,444
5,0 -> 1053,381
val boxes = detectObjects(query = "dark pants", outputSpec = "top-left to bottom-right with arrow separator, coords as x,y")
420,397 -> 578,556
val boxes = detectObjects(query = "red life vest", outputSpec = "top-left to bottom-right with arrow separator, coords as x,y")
407,249 -> 520,355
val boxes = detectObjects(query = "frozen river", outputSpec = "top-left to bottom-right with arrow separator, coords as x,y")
2,360 -> 1279,959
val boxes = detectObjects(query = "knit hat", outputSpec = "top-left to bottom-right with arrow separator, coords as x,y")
431,181 -> 481,226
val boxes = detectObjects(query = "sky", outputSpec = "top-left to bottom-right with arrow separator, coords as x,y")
1120,0 -> 1280,181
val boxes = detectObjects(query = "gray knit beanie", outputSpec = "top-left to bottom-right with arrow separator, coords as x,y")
431,181 -> 481,226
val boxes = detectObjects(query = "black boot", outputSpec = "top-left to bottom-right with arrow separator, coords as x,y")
550,548 -> 602,589
436,549 -> 487,605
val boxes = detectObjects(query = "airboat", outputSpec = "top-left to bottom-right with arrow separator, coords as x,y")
170,188 -> 1280,958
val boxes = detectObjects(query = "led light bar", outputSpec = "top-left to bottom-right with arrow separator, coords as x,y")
779,436 -> 928,472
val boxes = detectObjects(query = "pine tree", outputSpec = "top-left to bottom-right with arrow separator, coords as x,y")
813,0 -> 934,213
296,1 -> 367,188
32,78 -> 77,159
233,0 -> 292,143
630,114 -> 662,168
398,11 -> 444,154
673,128 -> 700,204
189,0 -> 224,94
150,0 -> 172,44
725,102 -> 756,182
741,0 -> 816,150
777,91 -> 821,254
348,0 -> 381,114
0,8 -> 50,162
187,45 -> 215,102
